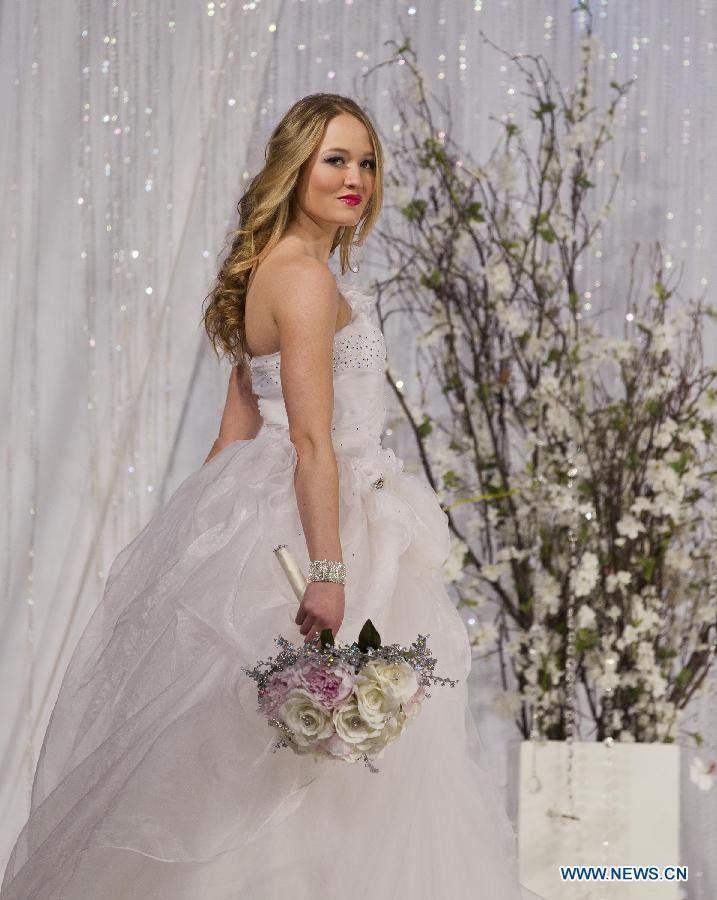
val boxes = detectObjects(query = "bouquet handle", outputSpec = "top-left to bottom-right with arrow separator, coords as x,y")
273,544 -> 307,603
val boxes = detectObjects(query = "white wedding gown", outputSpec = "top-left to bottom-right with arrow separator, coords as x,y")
1,283 -> 544,899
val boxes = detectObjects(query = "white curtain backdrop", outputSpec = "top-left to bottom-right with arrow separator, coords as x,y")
2,1 -> 716,895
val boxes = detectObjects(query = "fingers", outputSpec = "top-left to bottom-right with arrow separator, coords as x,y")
295,606 -> 307,626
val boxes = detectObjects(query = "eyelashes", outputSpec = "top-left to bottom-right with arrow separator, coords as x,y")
325,156 -> 376,170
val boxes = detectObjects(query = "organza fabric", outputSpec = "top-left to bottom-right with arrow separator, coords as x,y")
1,285 -> 543,899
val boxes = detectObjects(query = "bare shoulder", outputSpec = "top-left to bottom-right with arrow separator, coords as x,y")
259,254 -> 338,346
266,255 -> 337,324
259,255 -> 339,448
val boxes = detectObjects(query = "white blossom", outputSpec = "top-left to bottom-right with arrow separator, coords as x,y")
690,756 -> 715,791
631,496 -> 653,516
481,561 -> 510,583
485,253 -> 513,299
534,568 -> 561,615
605,571 -> 632,593
495,301 -> 529,337
653,418 -> 678,449
616,514 -> 645,540
571,551 -> 599,598
493,152 -> 518,191
469,619 -> 499,651
577,604 -> 597,629
492,689 -> 523,718
442,537 -> 468,583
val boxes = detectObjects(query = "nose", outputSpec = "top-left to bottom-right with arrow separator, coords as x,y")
343,163 -> 364,188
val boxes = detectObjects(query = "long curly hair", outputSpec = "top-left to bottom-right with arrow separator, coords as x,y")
202,93 -> 384,366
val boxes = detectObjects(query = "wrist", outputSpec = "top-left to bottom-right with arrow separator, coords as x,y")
307,558 -> 346,585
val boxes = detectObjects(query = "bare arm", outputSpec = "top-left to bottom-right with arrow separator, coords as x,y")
203,362 -> 263,465
271,260 -> 345,641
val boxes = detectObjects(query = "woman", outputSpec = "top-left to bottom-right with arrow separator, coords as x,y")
1,94 -> 541,899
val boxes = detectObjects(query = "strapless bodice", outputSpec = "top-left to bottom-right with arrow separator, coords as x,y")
249,284 -> 389,455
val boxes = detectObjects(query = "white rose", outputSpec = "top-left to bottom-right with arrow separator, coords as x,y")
353,677 -> 400,730
278,688 -> 335,748
361,659 -> 419,706
357,711 -> 407,757
333,695 -> 384,746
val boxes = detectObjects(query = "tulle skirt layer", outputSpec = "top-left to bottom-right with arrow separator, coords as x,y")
1,426 -> 527,899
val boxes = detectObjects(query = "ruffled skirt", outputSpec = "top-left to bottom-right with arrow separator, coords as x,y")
1,426 -> 531,899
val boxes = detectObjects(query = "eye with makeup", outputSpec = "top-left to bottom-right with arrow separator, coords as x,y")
324,155 -> 376,170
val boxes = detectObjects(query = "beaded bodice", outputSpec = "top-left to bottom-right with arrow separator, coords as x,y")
249,284 -> 389,453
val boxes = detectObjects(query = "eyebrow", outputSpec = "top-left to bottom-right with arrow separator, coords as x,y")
324,147 -> 376,156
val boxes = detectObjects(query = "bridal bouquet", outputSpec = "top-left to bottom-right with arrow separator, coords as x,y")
241,545 -> 458,772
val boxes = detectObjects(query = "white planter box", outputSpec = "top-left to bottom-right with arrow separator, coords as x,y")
518,740 -> 682,899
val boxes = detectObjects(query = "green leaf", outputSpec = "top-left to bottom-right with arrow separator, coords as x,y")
466,201 -> 484,222
639,556 -> 656,583
357,618 -> 382,653
626,449 -> 640,471
441,374 -> 462,394
531,101 -> 556,119
320,628 -> 335,648
531,211 -> 551,227
419,269 -> 441,290
668,450 -> 691,477
518,595 -> 535,615
686,730 -> 704,747
401,198 -> 427,223
575,627 -> 599,652
539,667 -> 550,691
417,415 -> 433,437
474,383 -> 491,403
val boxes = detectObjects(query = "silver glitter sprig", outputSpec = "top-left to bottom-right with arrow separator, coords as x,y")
241,630 -> 458,696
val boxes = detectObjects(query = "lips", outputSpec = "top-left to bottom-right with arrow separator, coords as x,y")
338,195 -> 361,206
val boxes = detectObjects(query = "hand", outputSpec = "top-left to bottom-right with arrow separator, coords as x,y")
294,580 -> 345,644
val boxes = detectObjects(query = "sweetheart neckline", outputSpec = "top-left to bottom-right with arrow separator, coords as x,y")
248,286 -> 370,365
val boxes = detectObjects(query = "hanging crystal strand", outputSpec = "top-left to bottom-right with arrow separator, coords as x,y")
562,442 -> 580,821
602,654 -> 617,743
526,617 -> 545,795
526,548 -> 546,794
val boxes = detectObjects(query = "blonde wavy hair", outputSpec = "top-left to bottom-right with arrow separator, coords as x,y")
201,93 -> 384,366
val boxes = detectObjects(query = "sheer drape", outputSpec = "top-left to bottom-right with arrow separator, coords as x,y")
2,1 -> 715,894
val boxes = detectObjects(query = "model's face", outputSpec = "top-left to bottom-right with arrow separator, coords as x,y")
295,113 -> 376,229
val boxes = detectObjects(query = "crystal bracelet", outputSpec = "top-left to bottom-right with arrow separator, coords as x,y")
307,558 -> 346,585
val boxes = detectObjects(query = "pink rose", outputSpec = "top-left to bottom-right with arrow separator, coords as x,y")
294,657 -> 355,709
260,668 -> 301,716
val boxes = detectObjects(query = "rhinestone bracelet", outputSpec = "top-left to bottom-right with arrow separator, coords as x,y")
307,558 -> 346,585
